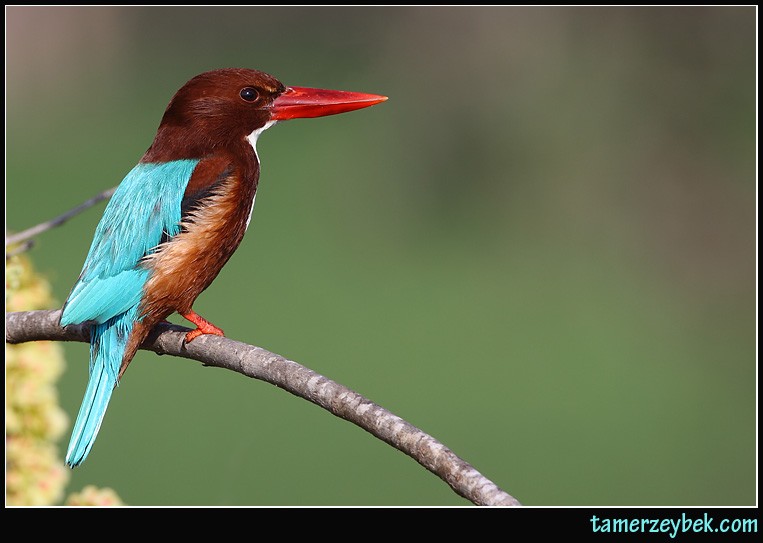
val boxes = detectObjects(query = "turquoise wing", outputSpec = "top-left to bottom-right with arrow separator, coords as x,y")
60,159 -> 200,326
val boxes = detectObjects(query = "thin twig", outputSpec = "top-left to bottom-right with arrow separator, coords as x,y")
5,186 -> 116,247
5,309 -> 521,507
5,239 -> 35,259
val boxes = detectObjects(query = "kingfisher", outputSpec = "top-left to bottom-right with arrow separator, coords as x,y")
59,68 -> 386,467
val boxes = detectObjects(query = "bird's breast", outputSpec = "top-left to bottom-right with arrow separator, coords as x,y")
139,168 -> 256,318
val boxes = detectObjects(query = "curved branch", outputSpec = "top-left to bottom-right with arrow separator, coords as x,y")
5,309 -> 521,506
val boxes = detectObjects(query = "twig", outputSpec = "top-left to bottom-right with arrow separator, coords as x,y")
5,309 -> 521,507
5,239 -> 35,259
5,186 -> 116,248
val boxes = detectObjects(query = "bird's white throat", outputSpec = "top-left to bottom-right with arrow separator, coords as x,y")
246,120 -> 277,159
244,120 -> 277,230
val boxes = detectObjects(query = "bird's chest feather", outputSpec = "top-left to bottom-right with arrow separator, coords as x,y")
140,168 -> 256,316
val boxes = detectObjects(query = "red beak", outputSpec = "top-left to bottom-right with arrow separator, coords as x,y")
270,86 -> 387,121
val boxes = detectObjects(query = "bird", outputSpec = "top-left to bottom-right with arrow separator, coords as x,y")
59,68 -> 386,467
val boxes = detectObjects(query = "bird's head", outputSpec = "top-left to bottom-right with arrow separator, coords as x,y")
145,68 -> 386,161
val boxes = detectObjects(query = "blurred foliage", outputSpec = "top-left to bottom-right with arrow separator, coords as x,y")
5,253 -> 70,505
65,485 -> 124,506
5,252 -> 123,506
5,7 -> 756,505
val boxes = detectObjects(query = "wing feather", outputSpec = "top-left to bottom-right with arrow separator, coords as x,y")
60,159 -> 200,325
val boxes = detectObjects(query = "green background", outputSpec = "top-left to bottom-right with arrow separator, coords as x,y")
6,6 -> 756,506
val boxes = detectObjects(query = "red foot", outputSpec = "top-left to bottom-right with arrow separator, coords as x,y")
181,310 -> 225,343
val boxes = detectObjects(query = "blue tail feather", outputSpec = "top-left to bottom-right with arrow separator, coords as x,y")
65,311 -> 137,468
65,361 -> 117,467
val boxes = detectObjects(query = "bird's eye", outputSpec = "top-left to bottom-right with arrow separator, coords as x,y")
240,87 -> 259,102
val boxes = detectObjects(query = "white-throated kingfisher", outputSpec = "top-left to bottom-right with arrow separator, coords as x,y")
59,68 -> 386,467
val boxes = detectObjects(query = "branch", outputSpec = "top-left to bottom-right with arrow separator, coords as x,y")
5,239 -> 35,258
5,186 -> 116,248
5,309 -> 521,506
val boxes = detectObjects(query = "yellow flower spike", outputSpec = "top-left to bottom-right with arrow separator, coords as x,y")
65,485 -> 124,506
5,252 -> 122,506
